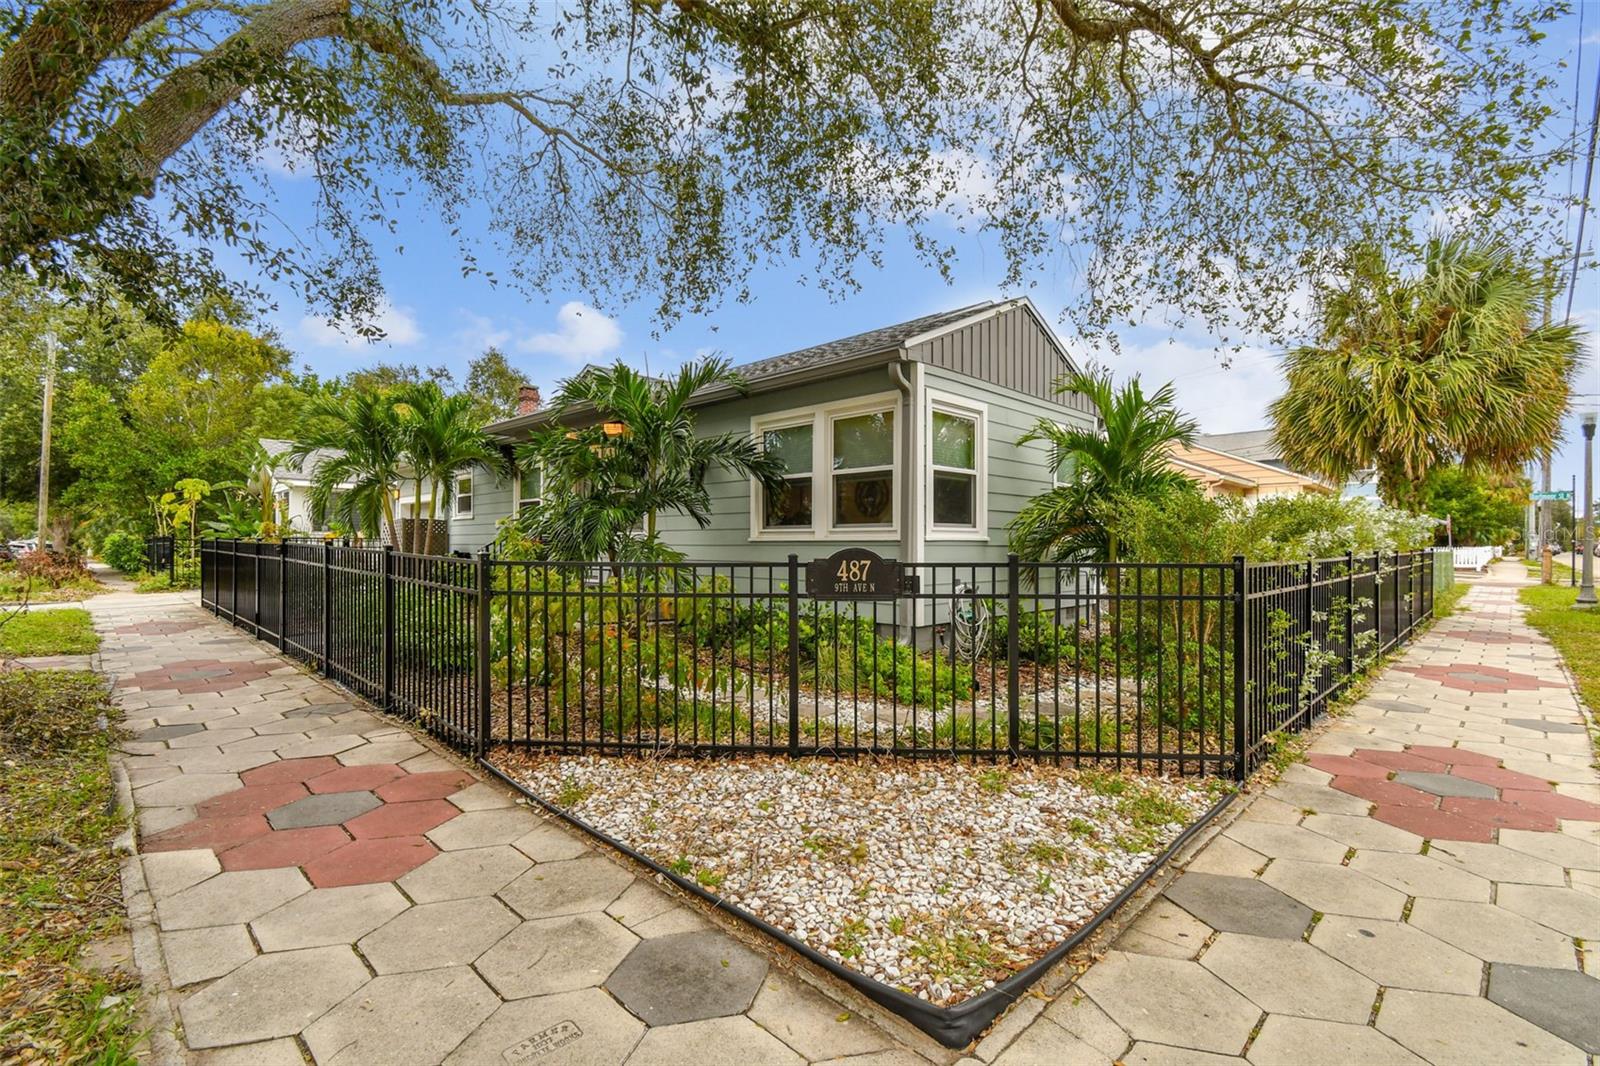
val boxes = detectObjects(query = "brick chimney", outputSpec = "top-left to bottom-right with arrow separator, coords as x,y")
516,385 -> 541,415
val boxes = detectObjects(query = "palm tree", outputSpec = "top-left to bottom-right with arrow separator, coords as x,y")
289,389 -> 407,546
1271,236 -> 1584,511
1007,369 -> 1199,562
393,383 -> 506,555
517,357 -> 786,561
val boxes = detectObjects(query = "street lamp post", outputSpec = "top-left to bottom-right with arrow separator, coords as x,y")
1579,412 -> 1596,608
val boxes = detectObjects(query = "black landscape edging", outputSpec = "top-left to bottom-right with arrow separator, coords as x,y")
478,757 -> 1236,1049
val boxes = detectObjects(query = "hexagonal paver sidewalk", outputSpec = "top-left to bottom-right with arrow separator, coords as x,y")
988,561 -> 1600,1066
96,590 -> 924,1065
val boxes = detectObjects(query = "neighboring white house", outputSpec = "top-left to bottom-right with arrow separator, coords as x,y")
261,438 -> 441,544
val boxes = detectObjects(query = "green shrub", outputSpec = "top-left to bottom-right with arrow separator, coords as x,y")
98,531 -> 146,574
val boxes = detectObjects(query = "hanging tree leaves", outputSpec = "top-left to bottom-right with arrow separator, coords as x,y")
0,1 -> 1574,339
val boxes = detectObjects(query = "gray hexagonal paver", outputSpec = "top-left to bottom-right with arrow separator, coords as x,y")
604,930 -> 767,1026
357,897 -> 520,973
1309,916 -> 1484,994
1487,963 -> 1600,1053
1407,898 -> 1579,968
497,855 -> 633,919
1077,951 -> 1258,1056
1199,933 -> 1377,1022
303,966 -> 498,1066
250,883 -> 410,951
444,988 -> 647,1066
1165,873 -> 1313,940
396,844 -> 531,903
265,790 -> 380,829
156,868 -> 310,931
1391,771 -> 1498,799
1376,988 -> 1587,1065
1506,717 -> 1589,734
476,912 -> 639,999
138,722 -> 207,742
1260,859 -> 1407,920
624,1016 -> 803,1066
177,945 -> 369,1048
1247,1016 -> 1426,1066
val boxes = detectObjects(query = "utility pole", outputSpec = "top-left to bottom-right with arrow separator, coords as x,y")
1541,450 -> 1553,583
1579,412 -> 1596,608
35,332 -> 57,548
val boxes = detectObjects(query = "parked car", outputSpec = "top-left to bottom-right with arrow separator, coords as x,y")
7,537 -> 38,554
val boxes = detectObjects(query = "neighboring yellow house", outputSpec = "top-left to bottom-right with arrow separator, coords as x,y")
1168,431 -> 1336,500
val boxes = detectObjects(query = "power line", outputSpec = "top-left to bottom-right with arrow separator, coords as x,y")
1565,54 -> 1600,325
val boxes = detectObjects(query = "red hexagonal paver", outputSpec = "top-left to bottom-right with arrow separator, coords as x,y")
1332,777 -> 1437,808
1448,764 -> 1554,791
118,658 -> 279,694
374,770 -> 476,803
218,826 -> 351,871
1306,754 -> 1391,780
197,782 -> 309,819
1500,789 -> 1600,821
305,764 -> 407,794
241,757 -> 343,787
1372,805 -> 1495,842
1439,797 -> 1560,832
344,799 -> 458,840
303,836 -> 439,888
1406,745 -> 1500,768
144,814 -> 271,853
1398,663 -> 1566,693
1350,749 -> 1447,773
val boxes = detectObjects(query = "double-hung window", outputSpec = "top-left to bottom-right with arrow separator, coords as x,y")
454,474 -> 474,518
931,409 -> 978,528
761,422 -> 814,528
516,465 -> 542,515
831,410 -> 895,528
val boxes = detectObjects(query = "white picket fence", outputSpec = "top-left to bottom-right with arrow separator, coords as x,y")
1452,546 -> 1503,572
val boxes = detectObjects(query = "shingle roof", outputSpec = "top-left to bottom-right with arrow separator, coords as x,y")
260,437 -> 344,479
1195,429 -> 1280,463
730,301 -> 996,383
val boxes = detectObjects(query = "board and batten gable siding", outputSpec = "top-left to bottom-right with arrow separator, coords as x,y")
654,368 -> 900,562
906,302 -> 1094,418
447,463 -> 513,553
917,364 -> 1093,565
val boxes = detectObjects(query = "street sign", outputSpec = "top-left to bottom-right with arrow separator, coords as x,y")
1531,490 -> 1573,501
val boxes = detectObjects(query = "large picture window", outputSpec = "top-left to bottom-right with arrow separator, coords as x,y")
931,409 -> 977,527
831,410 -> 894,527
761,423 -> 813,528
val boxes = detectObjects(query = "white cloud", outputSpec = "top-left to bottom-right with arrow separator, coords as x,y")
452,309 -> 512,353
296,300 -> 424,349
519,301 -> 623,361
1092,334 -> 1288,435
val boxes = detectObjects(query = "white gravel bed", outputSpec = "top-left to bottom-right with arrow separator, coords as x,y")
501,753 -> 1226,1005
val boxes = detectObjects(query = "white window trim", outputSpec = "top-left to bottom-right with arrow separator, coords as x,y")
454,472 -> 474,519
924,390 -> 988,541
513,462 -> 542,513
749,391 -> 901,542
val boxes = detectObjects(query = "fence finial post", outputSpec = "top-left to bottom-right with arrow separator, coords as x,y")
1343,550 -> 1355,685
1006,553 -> 1021,760
277,540 -> 288,653
320,539 -> 332,673
1232,554 -> 1248,780
475,549 -> 492,757
382,544 -> 395,711
787,554 -> 801,757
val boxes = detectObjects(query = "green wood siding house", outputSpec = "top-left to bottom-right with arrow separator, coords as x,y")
448,297 -> 1094,563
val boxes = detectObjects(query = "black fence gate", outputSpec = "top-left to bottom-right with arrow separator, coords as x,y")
143,535 -> 175,581
200,539 -> 1449,779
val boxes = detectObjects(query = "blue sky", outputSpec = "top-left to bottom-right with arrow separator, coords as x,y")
220,9 -> 1599,496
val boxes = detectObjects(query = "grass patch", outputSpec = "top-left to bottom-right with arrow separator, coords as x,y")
0,610 -> 100,658
1431,582 -> 1468,620
0,669 -> 139,1063
1519,582 -> 1600,757
0,568 -> 104,604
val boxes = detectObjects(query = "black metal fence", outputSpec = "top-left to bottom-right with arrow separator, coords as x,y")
143,535 -> 175,581
200,540 -> 1448,778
